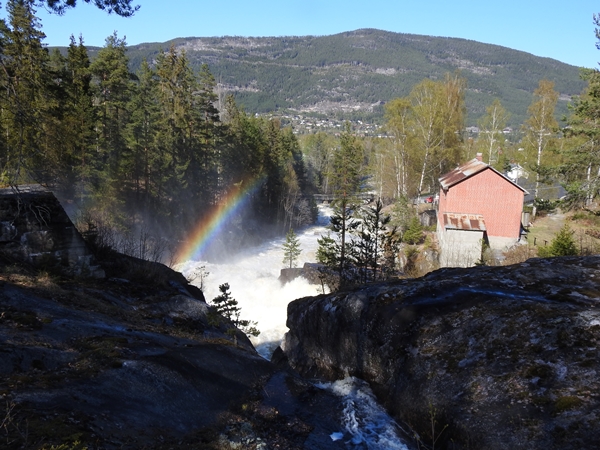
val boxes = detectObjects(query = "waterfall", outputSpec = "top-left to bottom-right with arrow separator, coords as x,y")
179,204 -> 331,358
178,204 -> 409,449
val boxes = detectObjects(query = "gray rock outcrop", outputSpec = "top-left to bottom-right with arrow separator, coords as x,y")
0,185 -> 104,277
0,261 -> 349,449
281,256 -> 600,449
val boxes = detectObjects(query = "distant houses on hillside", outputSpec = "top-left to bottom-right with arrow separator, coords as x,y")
271,114 -> 385,137
465,126 -> 514,135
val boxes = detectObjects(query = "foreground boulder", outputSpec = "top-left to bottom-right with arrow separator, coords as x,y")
0,260 -> 352,449
282,256 -> 600,449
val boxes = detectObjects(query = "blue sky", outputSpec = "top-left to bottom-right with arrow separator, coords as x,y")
16,0 -> 600,68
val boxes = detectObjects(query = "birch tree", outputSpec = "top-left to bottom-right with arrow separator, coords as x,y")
410,79 -> 445,198
478,99 -> 509,166
384,97 -> 412,198
523,79 -> 559,200
409,74 -> 465,198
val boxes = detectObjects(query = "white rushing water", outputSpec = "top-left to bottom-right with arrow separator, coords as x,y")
178,205 -> 331,358
322,377 -> 410,450
178,205 -> 409,449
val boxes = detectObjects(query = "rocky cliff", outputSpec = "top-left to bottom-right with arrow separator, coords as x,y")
281,257 -> 600,449
0,185 -> 104,278
0,189 -> 351,449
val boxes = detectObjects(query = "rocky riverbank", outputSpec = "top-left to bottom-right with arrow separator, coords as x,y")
281,256 -> 600,449
0,252 -> 354,449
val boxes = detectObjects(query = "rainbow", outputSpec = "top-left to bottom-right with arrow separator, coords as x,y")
174,177 -> 264,264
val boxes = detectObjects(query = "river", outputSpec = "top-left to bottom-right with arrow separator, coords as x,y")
177,205 -> 409,449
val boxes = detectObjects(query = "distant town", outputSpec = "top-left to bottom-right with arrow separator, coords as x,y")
265,113 -> 386,137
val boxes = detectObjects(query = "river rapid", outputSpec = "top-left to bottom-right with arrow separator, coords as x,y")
177,205 -> 409,449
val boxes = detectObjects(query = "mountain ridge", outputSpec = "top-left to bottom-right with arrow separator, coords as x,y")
84,28 -> 588,126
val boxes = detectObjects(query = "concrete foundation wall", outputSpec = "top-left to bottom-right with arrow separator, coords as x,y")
488,235 -> 520,251
437,227 -> 485,268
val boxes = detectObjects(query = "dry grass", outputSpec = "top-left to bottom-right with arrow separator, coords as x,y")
526,211 -> 567,249
511,208 -> 600,262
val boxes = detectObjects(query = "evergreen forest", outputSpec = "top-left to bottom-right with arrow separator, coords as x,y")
0,0 -> 315,262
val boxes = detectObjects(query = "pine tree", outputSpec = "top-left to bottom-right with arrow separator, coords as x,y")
195,63 -> 221,208
209,283 -> 260,338
353,198 -> 399,281
546,17 -> 600,209
221,95 -> 266,186
282,228 -> 302,268
301,132 -> 336,194
403,217 -> 424,245
329,122 -> 363,280
125,59 -> 161,213
155,45 -> 209,226
316,233 -> 339,268
559,67 -> 600,208
44,0 -> 138,16
62,34 -> 96,200
0,0 -> 54,185
315,232 -> 341,293
539,224 -> 578,257
90,32 -> 133,198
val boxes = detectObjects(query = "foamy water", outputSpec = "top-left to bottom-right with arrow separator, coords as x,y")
178,205 -> 409,448
178,205 -> 331,358
322,377 -> 410,449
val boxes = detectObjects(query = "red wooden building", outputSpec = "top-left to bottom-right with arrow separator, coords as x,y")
436,153 -> 527,267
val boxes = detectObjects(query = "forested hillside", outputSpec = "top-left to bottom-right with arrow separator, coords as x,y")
0,1 -> 315,264
98,29 -> 589,126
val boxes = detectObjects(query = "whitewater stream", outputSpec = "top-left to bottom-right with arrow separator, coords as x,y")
178,205 -> 409,449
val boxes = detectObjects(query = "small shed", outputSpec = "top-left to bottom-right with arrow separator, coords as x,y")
419,209 -> 437,227
436,154 -> 527,267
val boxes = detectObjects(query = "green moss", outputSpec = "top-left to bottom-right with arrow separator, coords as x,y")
554,396 -> 583,413
44,443 -> 88,450
71,336 -> 128,375
523,363 -> 553,379
1,309 -> 43,329
531,395 -> 552,407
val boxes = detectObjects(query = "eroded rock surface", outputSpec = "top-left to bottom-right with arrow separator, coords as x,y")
0,261 -> 349,449
282,256 -> 600,449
